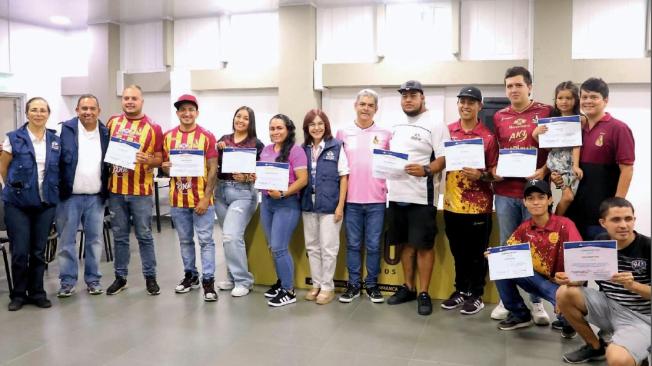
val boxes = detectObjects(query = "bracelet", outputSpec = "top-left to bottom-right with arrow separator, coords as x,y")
279,191 -> 285,199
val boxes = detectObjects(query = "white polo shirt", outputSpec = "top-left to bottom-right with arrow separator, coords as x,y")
388,110 -> 449,206
72,120 -> 102,194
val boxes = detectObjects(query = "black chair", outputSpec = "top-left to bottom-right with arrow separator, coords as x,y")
0,200 -> 13,293
77,206 -> 114,262
44,223 -> 58,271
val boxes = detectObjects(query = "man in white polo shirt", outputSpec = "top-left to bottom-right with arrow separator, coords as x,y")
56,94 -> 111,297
386,80 -> 449,315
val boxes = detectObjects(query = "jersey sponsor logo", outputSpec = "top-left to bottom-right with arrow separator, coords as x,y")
631,259 -> 648,274
595,132 -> 605,147
508,129 -> 528,143
410,133 -> 422,142
512,118 -> 527,126
176,179 -> 192,193
113,166 -> 128,175
175,141 -> 200,150
118,127 -> 144,141
372,135 -> 379,145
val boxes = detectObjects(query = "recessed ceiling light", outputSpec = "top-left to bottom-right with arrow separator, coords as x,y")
49,15 -> 71,26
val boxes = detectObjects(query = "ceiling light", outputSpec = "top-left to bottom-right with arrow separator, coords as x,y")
49,15 -> 71,26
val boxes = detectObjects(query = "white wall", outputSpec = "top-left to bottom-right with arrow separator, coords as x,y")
120,22 -> 166,73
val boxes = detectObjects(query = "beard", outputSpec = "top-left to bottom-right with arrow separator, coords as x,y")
402,102 -> 423,117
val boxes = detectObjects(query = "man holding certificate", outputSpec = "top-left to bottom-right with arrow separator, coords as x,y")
441,86 -> 498,315
493,179 -> 581,334
557,198 -> 650,365
161,95 -> 219,302
105,85 -> 163,296
385,80 -> 449,316
491,66 -> 553,323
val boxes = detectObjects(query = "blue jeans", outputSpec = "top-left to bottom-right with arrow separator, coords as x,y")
344,203 -> 385,288
260,195 -> 301,290
5,203 -> 56,301
170,206 -> 216,280
56,194 -> 104,287
214,181 -> 257,288
108,193 -> 157,278
496,272 -> 566,322
494,194 -> 541,303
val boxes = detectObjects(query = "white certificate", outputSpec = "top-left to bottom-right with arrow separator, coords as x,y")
496,149 -> 537,178
254,162 -> 289,191
488,243 -> 534,281
444,138 -> 486,171
564,241 -> 618,281
104,137 -> 140,171
221,147 -> 257,173
538,115 -> 583,148
372,149 -> 409,180
169,149 -> 205,177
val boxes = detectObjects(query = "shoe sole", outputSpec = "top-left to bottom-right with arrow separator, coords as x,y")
231,290 -> 251,297
498,320 -> 534,330
338,293 -> 360,303
366,293 -> 384,303
106,284 -> 128,295
148,290 -> 161,296
533,318 -> 551,326
561,332 -> 578,339
264,291 -> 279,299
204,296 -> 218,302
267,298 -> 297,307
460,303 -> 485,315
217,283 -> 235,290
562,355 -> 606,364
56,292 -> 74,298
87,290 -> 104,295
441,302 -> 464,310
175,288 -> 191,293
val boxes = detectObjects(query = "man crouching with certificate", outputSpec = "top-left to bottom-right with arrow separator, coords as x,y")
161,95 -> 219,302
556,197 -> 650,365
491,179 -> 581,335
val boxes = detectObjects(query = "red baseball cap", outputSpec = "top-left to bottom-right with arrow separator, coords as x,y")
174,94 -> 198,110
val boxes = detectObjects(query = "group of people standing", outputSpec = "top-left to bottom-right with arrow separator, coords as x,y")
0,65 -> 648,365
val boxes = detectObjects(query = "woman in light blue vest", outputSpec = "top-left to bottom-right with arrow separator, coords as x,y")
0,97 -> 61,311
300,109 -> 349,305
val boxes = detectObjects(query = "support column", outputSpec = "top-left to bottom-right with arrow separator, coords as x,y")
532,0 -> 573,100
88,23 -> 121,121
278,4 -> 321,142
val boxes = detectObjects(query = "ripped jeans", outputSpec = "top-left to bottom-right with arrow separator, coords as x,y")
214,181 -> 258,288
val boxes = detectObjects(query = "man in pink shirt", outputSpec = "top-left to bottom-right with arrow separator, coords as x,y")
336,89 -> 392,304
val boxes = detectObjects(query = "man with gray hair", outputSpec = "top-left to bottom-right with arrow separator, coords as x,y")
336,89 -> 392,303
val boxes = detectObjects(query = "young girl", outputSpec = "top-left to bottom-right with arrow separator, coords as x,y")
533,81 -> 584,216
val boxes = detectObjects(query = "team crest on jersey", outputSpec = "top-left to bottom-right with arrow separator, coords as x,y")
631,259 -> 647,274
548,232 -> 559,244
324,150 -> 336,161
176,142 -> 198,150
595,133 -> 605,147
119,128 -> 143,141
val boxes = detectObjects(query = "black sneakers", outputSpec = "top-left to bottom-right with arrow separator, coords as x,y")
460,296 -> 485,315
145,276 -> 160,296
498,313 -> 534,330
339,284 -> 361,303
387,284 -> 417,305
561,325 -> 578,339
267,288 -> 296,307
106,277 -> 128,295
417,292 -> 432,315
264,279 -> 282,299
175,272 -> 200,293
441,291 -> 466,310
562,342 -> 606,363
202,278 -> 218,302
365,286 -> 384,303
7,298 -> 24,311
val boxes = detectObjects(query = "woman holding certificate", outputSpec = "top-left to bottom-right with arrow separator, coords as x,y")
0,97 -> 61,311
258,114 -> 308,307
214,106 -> 264,297
299,109 -> 349,305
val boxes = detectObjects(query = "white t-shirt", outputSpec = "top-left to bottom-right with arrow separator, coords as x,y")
3,128 -> 47,200
72,120 -> 103,194
388,110 -> 450,206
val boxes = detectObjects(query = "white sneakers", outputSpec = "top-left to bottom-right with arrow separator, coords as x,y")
491,300 -> 551,325
530,301 -> 551,325
491,301 -> 509,320
216,281 -> 250,297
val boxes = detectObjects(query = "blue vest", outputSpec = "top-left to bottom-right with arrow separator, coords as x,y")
2,123 -> 61,208
59,117 -> 110,201
301,138 -> 342,213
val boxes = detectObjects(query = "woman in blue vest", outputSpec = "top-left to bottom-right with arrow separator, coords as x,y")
300,109 -> 349,305
0,97 -> 61,311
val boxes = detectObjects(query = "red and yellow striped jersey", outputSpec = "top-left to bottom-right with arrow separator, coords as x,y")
163,125 -> 218,208
106,114 -> 163,196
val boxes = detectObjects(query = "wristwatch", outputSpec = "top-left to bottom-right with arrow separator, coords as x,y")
279,191 -> 286,199
422,165 -> 433,177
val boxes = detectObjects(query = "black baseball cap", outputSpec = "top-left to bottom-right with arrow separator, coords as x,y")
397,80 -> 423,94
523,179 -> 552,197
457,86 -> 483,102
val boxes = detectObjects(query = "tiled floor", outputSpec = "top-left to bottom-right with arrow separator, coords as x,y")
0,222 -> 605,366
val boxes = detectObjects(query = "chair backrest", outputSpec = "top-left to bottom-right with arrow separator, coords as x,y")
0,199 -> 6,232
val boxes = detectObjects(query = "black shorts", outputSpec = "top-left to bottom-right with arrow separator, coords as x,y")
386,202 -> 438,249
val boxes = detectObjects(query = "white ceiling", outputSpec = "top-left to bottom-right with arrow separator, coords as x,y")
0,0 -> 413,30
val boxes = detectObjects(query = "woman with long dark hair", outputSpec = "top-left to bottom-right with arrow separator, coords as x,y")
258,114 -> 308,307
214,106 -> 264,297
